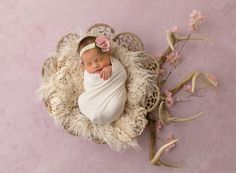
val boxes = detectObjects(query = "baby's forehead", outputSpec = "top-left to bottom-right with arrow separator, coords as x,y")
82,48 -> 99,59
82,53 -> 105,63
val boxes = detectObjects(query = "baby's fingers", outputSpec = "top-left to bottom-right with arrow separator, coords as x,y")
99,70 -> 103,77
107,71 -> 111,78
100,68 -> 111,80
100,70 -> 106,80
103,70 -> 109,80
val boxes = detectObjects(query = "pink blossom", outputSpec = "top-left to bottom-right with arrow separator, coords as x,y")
95,36 -> 111,52
171,26 -> 180,33
184,84 -> 192,92
155,121 -> 162,133
165,134 -> 176,152
158,68 -> 165,76
189,9 -> 205,31
206,73 -> 218,87
166,52 -> 181,64
165,90 -> 174,107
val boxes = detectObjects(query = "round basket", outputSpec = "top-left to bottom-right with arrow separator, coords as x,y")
37,23 -> 160,150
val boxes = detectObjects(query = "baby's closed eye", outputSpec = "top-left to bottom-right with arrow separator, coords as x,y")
97,56 -> 103,61
85,62 -> 91,66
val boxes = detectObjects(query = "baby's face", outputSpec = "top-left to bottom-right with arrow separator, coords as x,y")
81,48 -> 111,74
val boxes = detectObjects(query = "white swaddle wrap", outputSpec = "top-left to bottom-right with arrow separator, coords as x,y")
78,57 -> 127,124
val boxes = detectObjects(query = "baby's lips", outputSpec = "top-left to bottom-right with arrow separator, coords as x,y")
94,68 -> 102,73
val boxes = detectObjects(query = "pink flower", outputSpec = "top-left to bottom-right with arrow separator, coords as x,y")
189,9 -> 205,31
165,134 -> 176,152
155,121 -> 162,133
158,68 -> 165,76
165,90 -> 174,107
184,84 -> 192,92
95,36 -> 111,52
206,73 -> 218,87
166,52 -> 181,65
171,26 -> 180,33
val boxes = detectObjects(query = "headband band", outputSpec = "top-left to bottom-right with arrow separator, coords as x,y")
79,43 -> 95,57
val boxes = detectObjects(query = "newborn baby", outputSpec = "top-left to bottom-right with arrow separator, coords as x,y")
77,36 -> 127,125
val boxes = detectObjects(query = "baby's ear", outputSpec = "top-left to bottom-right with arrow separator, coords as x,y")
79,59 -> 84,65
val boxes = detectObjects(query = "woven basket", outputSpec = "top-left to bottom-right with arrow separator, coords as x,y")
38,23 -> 160,150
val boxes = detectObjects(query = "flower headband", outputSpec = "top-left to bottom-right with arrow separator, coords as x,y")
79,36 -> 111,57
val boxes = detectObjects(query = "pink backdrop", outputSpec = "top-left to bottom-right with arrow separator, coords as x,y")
1,0 -> 236,172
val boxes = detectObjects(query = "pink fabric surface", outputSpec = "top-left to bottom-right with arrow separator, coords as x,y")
0,0 -> 235,172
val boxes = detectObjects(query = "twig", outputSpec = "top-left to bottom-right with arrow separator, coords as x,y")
160,33 -> 192,89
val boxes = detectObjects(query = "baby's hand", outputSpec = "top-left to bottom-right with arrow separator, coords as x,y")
99,65 -> 112,80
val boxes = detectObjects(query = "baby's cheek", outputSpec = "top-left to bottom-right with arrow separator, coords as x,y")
100,61 -> 108,68
85,67 -> 95,74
